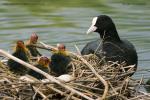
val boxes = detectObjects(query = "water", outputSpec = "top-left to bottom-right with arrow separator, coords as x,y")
0,0 -> 150,79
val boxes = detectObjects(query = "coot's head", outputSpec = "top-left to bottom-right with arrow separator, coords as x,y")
30,32 -> 38,44
87,15 -> 119,40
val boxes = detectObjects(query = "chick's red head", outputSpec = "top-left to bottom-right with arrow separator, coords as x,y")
57,43 -> 66,51
30,33 -> 38,43
16,40 -> 25,48
38,56 -> 50,67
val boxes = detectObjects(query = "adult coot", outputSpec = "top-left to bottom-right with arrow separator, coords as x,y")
81,15 -> 138,74
50,44 -> 71,76
26,33 -> 42,57
7,40 -> 30,75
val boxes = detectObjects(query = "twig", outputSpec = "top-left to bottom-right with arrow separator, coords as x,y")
29,44 -> 52,51
66,92 -> 74,100
32,84 -> 47,99
75,56 -> 108,100
39,42 -> 108,99
0,49 -> 93,100
46,85 -> 81,100
108,81 -> 118,94
74,44 -> 81,55
135,75 -> 144,96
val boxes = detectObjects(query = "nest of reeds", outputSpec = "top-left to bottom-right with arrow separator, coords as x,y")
0,54 -> 150,100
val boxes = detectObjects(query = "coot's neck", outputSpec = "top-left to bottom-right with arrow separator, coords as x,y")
99,29 -> 121,42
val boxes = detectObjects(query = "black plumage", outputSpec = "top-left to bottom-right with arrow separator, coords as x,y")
81,15 -> 138,73
28,64 -> 49,79
145,79 -> 150,93
50,44 -> 71,76
26,45 -> 41,57
28,56 -> 50,79
7,40 -> 29,75
50,53 -> 71,76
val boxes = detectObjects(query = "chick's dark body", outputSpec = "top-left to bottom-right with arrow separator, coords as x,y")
50,53 -> 71,76
8,49 -> 29,75
26,45 -> 41,57
28,64 -> 49,79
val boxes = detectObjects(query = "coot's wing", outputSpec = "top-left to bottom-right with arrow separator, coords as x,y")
101,40 -> 137,67
81,40 -> 101,55
101,41 -> 126,63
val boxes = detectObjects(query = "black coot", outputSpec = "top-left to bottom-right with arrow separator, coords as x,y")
81,15 -> 138,74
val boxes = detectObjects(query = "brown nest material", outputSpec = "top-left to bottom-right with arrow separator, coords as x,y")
0,53 -> 150,100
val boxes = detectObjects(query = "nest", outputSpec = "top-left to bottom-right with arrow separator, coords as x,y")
0,54 -> 150,100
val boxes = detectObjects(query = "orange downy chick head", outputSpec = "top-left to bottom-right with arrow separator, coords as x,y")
38,56 -> 50,67
16,40 -> 25,48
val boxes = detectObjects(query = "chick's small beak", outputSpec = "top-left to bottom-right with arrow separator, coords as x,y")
86,25 -> 97,34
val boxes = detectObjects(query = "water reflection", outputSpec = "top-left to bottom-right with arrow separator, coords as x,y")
0,0 -> 150,79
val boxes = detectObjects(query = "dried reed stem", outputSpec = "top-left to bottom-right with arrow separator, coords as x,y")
0,49 -> 93,100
